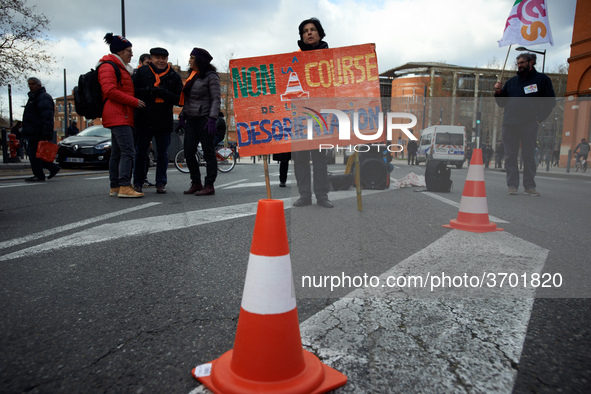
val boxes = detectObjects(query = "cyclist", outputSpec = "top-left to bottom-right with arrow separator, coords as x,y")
574,138 -> 590,165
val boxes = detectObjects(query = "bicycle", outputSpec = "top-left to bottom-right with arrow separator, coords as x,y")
174,143 -> 237,173
575,154 -> 588,173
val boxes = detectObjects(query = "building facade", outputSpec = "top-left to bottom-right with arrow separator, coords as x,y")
559,0 -> 591,167
381,62 -> 567,159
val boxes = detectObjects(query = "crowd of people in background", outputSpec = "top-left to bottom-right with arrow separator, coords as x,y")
8,19 -> 563,201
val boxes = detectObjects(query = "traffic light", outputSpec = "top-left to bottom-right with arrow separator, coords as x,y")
476,112 -> 481,125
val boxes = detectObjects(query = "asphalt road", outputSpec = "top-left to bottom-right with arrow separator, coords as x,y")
0,160 -> 589,393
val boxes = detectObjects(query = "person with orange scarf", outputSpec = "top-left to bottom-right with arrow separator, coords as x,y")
179,48 -> 221,196
132,47 -> 183,194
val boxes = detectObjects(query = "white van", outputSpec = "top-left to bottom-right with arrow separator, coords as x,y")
416,125 -> 466,169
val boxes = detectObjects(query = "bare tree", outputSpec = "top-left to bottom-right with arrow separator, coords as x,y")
0,0 -> 55,86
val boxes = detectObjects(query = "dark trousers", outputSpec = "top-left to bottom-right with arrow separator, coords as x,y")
134,130 -> 171,187
502,122 -> 538,189
408,152 -> 416,165
109,125 -> 135,188
293,149 -> 329,200
279,160 -> 289,183
184,116 -> 217,186
26,139 -> 59,180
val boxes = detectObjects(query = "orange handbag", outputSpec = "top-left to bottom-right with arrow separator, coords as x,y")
36,140 -> 59,162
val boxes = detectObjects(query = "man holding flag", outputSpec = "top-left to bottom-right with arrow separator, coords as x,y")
495,0 -> 556,196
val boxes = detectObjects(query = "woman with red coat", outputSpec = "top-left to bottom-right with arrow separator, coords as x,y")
99,33 -> 146,198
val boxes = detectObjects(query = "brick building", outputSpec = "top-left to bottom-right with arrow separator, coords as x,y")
559,0 -> 591,167
381,62 -> 567,154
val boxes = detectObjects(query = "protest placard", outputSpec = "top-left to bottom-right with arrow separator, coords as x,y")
230,44 -> 383,157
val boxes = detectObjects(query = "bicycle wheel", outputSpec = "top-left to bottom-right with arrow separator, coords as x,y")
583,162 -> 588,173
216,146 -> 236,173
174,149 -> 190,173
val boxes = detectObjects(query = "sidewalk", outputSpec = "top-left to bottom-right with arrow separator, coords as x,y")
390,158 -> 591,180
2,156 -> 590,181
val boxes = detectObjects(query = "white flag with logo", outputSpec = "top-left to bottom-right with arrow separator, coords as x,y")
498,0 -> 554,47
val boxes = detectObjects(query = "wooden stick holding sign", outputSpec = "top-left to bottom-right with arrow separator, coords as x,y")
354,153 -> 362,212
263,155 -> 271,199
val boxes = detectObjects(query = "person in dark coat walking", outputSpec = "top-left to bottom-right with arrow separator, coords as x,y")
21,77 -> 61,182
132,47 -> 183,194
407,131 -> 418,165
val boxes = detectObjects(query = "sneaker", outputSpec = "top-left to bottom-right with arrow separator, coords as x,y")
109,187 -> 119,197
507,187 -> 518,195
132,184 -> 143,193
524,188 -> 540,196
48,165 -> 60,179
279,182 -> 286,187
143,181 -> 155,188
156,185 -> 166,194
118,185 -> 145,198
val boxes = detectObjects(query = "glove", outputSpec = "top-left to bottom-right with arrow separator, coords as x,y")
205,117 -> 216,136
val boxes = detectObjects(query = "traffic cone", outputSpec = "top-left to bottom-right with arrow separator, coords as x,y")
443,149 -> 504,233
192,199 -> 347,393
281,72 -> 310,101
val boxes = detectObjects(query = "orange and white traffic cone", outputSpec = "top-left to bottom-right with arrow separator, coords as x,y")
281,72 -> 310,101
443,149 -> 504,233
192,199 -> 347,393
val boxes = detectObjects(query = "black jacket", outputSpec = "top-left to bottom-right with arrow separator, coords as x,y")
495,68 -> 555,125
133,63 -> 183,133
22,87 -> 54,140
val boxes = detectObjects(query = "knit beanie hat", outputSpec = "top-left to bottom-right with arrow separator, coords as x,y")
190,48 -> 213,64
104,33 -> 132,53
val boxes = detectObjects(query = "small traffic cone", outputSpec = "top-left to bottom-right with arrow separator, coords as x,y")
192,199 -> 347,393
443,149 -> 504,233
281,72 -> 310,101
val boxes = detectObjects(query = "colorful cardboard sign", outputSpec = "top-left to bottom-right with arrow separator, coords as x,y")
230,44 -> 382,157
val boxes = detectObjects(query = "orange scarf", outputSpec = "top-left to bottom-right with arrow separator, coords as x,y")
150,64 -> 171,103
179,70 -> 198,106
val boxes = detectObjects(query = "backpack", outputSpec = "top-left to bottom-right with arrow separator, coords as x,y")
73,61 -> 121,119
425,161 -> 452,192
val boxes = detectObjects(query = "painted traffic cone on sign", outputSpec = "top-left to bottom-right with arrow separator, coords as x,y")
443,149 -> 504,233
192,199 -> 347,393
281,72 -> 310,101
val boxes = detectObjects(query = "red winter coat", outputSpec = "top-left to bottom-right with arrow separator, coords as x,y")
98,54 -> 139,128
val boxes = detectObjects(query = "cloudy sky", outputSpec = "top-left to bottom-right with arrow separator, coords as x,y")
2,0 -> 577,120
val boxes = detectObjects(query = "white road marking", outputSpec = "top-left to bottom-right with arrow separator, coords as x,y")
0,182 -> 45,189
422,191 -> 510,223
0,189 -> 387,262
215,179 -> 248,189
86,176 -> 110,180
300,230 -> 548,393
0,203 -> 161,251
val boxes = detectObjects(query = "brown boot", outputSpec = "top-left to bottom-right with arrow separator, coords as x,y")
195,184 -> 215,196
117,185 -> 145,198
184,182 -> 202,194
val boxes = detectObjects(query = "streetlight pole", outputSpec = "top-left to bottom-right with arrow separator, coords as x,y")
515,46 -> 546,73
121,0 -> 126,36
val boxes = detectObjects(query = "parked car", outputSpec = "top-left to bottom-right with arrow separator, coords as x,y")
57,125 -> 155,169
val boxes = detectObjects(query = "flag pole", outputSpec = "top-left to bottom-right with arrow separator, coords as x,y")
499,44 -> 512,82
